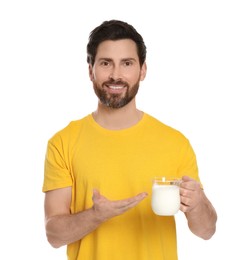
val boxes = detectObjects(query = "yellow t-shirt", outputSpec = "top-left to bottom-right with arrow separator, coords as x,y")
43,113 -> 199,260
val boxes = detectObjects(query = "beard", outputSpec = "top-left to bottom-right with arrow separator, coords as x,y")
93,79 -> 140,109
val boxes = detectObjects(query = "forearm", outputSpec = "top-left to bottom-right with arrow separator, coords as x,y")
45,207 -> 103,248
185,192 -> 217,240
44,189 -> 148,248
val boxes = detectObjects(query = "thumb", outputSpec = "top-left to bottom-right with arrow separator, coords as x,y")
92,189 -> 101,201
181,175 -> 193,182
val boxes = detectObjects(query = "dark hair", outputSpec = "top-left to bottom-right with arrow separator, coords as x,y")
87,20 -> 146,66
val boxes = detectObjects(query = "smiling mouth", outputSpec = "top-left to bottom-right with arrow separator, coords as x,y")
104,83 -> 127,92
108,85 -> 125,90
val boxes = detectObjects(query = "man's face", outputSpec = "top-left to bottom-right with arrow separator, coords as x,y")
89,39 -> 146,108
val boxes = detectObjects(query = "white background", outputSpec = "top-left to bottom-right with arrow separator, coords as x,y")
1,0 -> 248,259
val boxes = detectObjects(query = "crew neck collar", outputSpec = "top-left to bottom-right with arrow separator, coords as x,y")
87,112 -> 147,135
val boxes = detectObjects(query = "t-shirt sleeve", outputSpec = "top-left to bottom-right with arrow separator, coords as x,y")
42,137 -> 73,192
178,139 -> 202,186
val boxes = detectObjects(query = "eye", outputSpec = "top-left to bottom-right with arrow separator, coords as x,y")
101,61 -> 110,66
123,60 -> 133,67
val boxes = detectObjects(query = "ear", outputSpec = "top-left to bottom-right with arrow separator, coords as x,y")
140,62 -> 147,81
88,64 -> 94,81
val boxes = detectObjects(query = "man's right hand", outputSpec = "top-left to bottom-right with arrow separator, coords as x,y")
92,189 -> 148,222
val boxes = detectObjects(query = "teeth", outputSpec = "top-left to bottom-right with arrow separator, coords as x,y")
109,85 -> 123,89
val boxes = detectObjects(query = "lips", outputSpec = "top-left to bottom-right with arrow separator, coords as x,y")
104,83 -> 127,94
108,85 -> 125,90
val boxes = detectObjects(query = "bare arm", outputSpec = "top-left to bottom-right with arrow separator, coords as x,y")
180,176 -> 217,240
44,187 -> 148,248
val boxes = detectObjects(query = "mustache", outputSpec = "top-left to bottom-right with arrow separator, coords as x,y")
103,79 -> 128,86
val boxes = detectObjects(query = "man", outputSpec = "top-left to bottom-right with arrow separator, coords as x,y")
43,20 -> 217,260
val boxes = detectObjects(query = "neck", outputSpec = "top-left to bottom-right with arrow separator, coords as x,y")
92,99 -> 143,130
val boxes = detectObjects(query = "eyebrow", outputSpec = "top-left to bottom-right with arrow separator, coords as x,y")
97,57 -> 137,63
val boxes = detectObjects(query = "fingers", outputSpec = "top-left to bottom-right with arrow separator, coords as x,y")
92,190 -> 147,203
117,192 -> 148,209
180,176 -> 202,212
180,193 -> 196,213
181,176 -> 200,191
91,190 -> 148,221
181,175 -> 193,182
123,192 -> 148,203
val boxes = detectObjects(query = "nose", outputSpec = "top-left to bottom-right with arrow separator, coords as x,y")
109,66 -> 122,81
